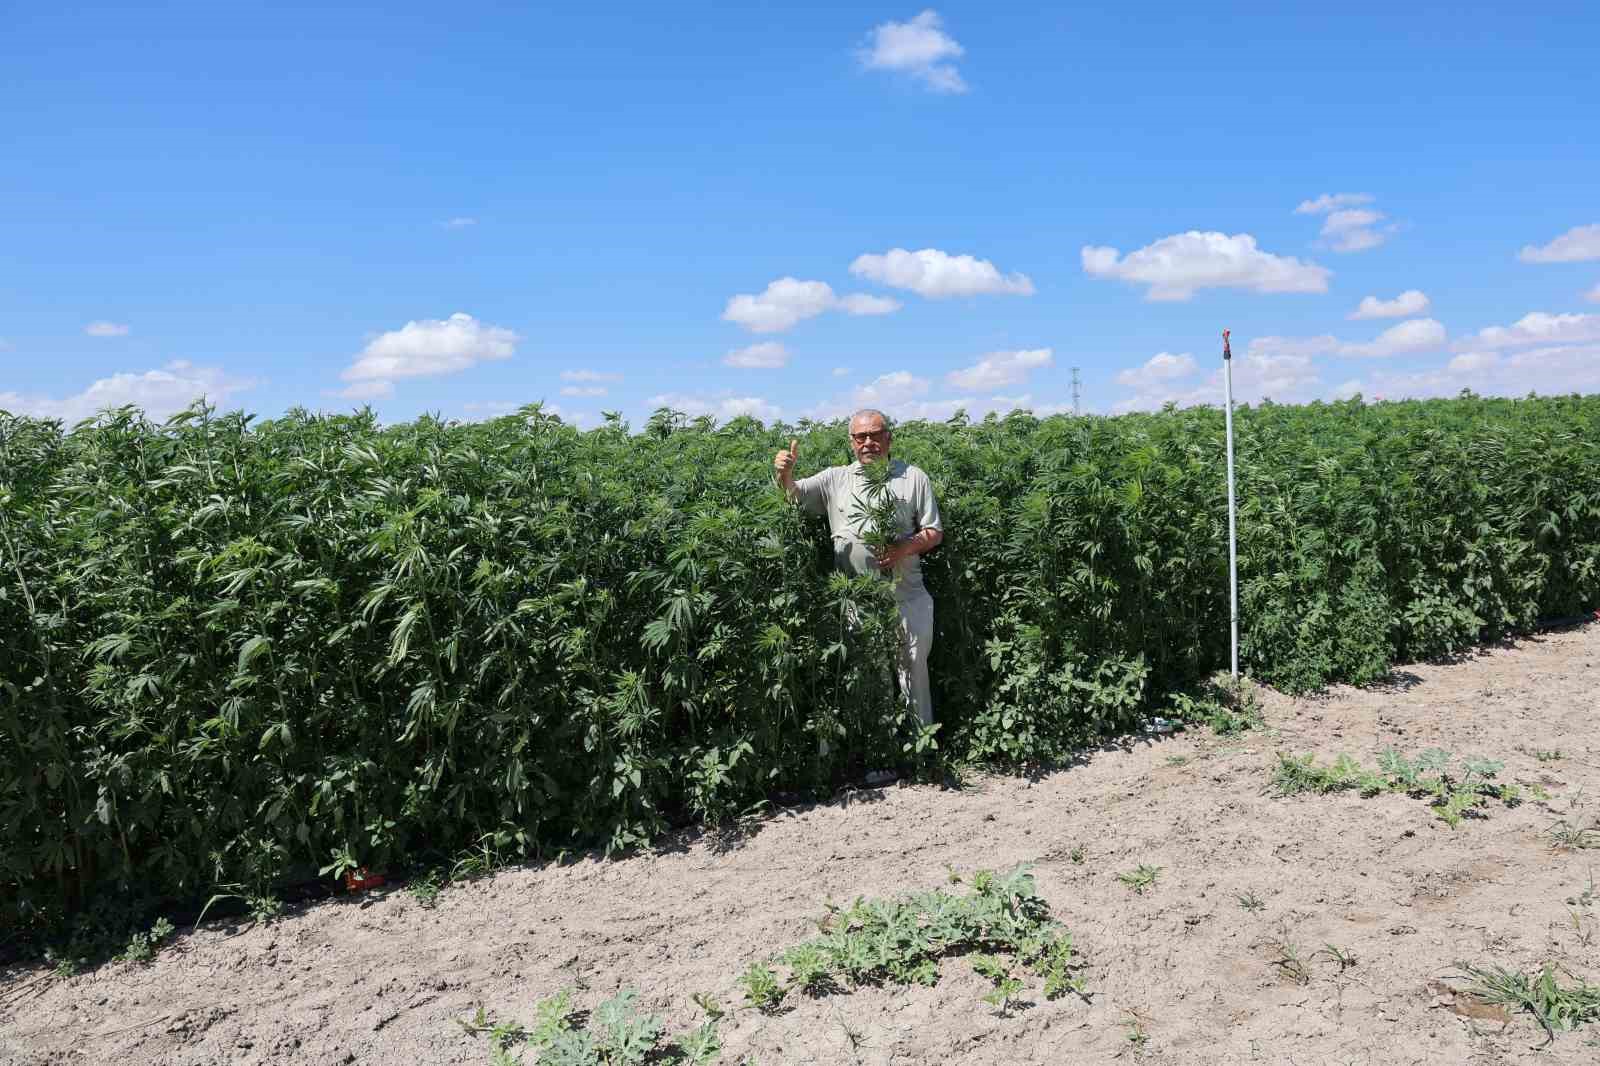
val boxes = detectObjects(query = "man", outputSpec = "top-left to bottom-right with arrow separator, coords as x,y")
773,408 -> 944,728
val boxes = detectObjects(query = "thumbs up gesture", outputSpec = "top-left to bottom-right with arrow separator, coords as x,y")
773,439 -> 798,482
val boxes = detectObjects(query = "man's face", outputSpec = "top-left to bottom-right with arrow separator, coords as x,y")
849,414 -> 891,464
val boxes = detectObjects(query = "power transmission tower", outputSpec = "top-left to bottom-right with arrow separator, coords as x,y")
1071,367 -> 1082,416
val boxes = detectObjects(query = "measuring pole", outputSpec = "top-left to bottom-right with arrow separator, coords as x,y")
1222,329 -> 1239,680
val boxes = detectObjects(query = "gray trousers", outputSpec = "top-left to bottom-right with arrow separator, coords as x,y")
896,590 -> 935,727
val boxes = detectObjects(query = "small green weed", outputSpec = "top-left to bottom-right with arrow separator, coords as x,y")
1170,671 -> 1263,736
1269,747 -> 1520,826
737,865 -> 1086,1012
1453,962 -> 1600,1046
736,961 -> 785,1012
1118,865 -> 1161,895
1068,845 -> 1086,865
1315,943 -> 1357,974
408,869 -> 448,908
971,953 -> 1025,1014
1236,890 -> 1265,913
1549,819 -> 1600,850
114,917 -> 175,965
464,988 -> 720,1065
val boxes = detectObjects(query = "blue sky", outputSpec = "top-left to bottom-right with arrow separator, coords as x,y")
3,2 -> 1598,426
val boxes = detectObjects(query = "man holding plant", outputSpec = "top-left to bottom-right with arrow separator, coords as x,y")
773,408 -> 944,728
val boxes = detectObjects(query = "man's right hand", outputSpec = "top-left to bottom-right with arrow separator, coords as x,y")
774,439 -> 798,485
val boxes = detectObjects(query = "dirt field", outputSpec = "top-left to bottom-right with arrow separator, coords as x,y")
3,623 -> 1598,1066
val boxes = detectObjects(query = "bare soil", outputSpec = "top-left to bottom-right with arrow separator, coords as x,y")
4,624 -> 1599,1066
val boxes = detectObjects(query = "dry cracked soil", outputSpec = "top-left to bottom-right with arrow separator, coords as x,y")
3,622 -> 1599,1066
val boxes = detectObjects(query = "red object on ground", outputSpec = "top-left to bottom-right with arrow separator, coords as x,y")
344,868 -> 386,892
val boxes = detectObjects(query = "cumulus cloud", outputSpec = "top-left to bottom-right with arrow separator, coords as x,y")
945,349 -> 1052,391
1344,343 -> 1600,401
1318,209 -> 1391,252
1114,352 -> 1322,413
1518,224 -> 1600,264
1246,319 -> 1446,361
1349,290 -> 1430,319
1,361 -> 259,423
1295,193 -> 1375,215
849,248 -> 1034,299
858,10 -> 967,94
1081,231 -> 1330,301
722,278 -> 901,333
561,369 -> 623,383
340,313 -> 518,399
1115,352 -> 1198,390
723,341 -> 790,369
1296,194 -> 1393,252
648,392 -> 783,422
1462,311 -> 1600,350
560,385 -> 607,397
1339,318 -> 1447,358
84,321 -> 130,337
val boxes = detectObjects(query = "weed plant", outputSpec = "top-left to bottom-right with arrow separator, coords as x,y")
1454,962 -> 1600,1046
737,866 -> 1085,1012
1269,748 -> 1522,826
4,393 -> 1600,922
464,989 -> 723,1066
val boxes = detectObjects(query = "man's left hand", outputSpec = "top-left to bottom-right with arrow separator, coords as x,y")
876,543 -> 906,571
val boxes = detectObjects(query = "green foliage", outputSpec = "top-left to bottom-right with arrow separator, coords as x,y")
1269,747 -> 1521,826
1169,671 -> 1263,734
4,393 -> 1599,921
1117,865 -> 1161,894
1454,962 -> 1600,1046
466,988 -> 717,1066
738,865 -> 1085,1010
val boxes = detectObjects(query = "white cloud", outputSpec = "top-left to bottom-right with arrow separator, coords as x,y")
1295,193 -> 1375,215
1318,209 -> 1392,252
1462,311 -> 1600,350
1,362 -> 259,422
945,348 -> 1052,391
1246,319 -> 1446,361
849,248 -> 1033,299
443,217 -> 477,229
724,341 -> 790,369
648,392 -> 783,422
560,385 -> 608,397
561,369 -> 623,383
1331,378 -> 1364,400
858,10 -> 967,94
1339,317 -> 1447,359
1350,343 -> 1600,401
340,313 -> 518,399
722,278 -> 901,333
1586,282 -> 1600,304
1115,352 -> 1198,390
1518,224 -> 1600,264
1081,231 -> 1330,301
853,370 -> 931,407
1295,194 -> 1392,252
832,366 -> 852,377
1447,352 -> 1499,373
1114,351 -> 1323,413
1349,290 -> 1430,319
835,293 -> 902,315
84,321 -> 130,337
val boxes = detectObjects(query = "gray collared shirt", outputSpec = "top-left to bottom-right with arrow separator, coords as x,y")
792,459 -> 942,599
